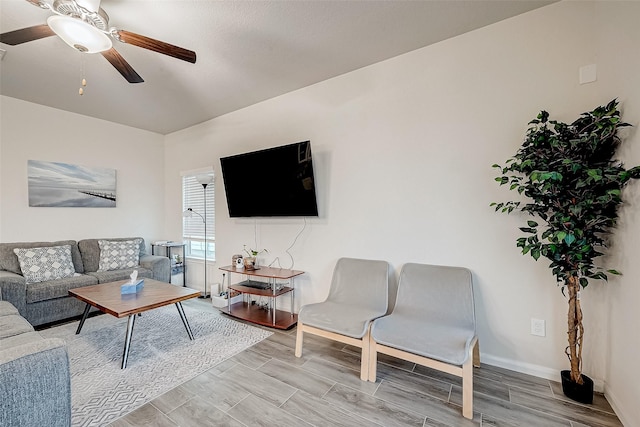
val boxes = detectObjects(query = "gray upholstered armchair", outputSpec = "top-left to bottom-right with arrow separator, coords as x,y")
295,257 -> 390,380
368,263 -> 479,419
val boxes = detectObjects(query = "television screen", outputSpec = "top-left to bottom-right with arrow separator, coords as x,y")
220,141 -> 319,217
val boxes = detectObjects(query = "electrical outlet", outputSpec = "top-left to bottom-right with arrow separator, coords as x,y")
531,318 -> 546,337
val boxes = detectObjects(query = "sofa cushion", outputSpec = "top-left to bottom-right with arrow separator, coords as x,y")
13,245 -> 78,284
0,331 -> 43,351
79,238 -> 146,273
97,239 -> 142,272
87,267 -> 153,284
0,301 -> 19,317
0,314 -> 34,339
26,274 -> 99,304
0,240 -> 84,275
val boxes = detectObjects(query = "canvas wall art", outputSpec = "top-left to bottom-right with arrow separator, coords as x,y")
28,160 -> 117,207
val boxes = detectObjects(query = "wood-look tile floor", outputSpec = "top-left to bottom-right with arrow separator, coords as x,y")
108,299 -> 622,427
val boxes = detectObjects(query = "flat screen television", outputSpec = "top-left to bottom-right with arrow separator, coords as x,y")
220,141 -> 319,217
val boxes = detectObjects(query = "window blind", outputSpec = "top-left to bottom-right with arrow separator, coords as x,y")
182,174 -> 215,258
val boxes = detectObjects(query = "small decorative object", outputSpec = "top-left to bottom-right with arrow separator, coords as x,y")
232,254 -> 243,266
235,256 -> 244,269
121,270 -> 144,294
244,257 -> 256,270
492,100 -> 640,404
243,245 -> 268,270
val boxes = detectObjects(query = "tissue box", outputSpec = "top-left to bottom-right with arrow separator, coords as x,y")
121,279 -> 144,294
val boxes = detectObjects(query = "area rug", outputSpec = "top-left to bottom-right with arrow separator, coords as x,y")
40,305 -> 272,427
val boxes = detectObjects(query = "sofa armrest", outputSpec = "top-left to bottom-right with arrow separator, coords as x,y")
0,338 -> 71,427
140,254 -> 170,283
0,271 -> 27,315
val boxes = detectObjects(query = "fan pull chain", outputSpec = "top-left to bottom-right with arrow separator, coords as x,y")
79,53 -> 87,96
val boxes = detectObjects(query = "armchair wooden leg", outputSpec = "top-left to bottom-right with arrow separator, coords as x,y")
295,323 -> 304,358
368,332 -> 377,382
360,332 -> 369,381
462,357 -> 473,419
462,337 -> 477,420
473,339 -> 480,368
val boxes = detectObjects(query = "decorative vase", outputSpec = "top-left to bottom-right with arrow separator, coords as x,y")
561,370 -> 594,404
244,257 -> 256,270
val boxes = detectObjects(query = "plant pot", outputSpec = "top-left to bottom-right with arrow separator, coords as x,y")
560,370 -> 593,404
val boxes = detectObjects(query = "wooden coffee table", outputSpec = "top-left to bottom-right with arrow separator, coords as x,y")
69,278 -> 200,368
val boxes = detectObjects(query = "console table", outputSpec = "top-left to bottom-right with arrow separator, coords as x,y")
218,265 -> 304,330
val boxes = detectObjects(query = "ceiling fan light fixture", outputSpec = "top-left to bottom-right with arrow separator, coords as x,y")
47,15 -> 111,53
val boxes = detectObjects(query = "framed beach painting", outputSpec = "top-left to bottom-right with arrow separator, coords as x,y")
28,160 -> 117,207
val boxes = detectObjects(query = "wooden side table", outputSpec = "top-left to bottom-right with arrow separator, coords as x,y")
218,265 -> 304,329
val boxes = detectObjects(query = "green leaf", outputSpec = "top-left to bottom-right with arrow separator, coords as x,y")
587,169 -> 602,181
607,269 -> 622,275
519,227 -> 536,234
564,234 -> 576,245
531,249 -> 541,260
527,220 -> 538,227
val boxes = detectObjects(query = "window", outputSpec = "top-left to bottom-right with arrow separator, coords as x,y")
182,170 -> 215,261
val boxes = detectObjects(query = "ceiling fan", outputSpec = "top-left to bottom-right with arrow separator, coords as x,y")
0,0 -> 197,83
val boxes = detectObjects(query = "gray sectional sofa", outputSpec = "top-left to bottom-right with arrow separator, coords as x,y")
0,237 -> 170,327
0,287 -> 71,427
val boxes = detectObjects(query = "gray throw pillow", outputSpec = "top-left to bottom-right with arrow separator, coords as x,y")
97,239 -> 142,271
13,245 -> 77,284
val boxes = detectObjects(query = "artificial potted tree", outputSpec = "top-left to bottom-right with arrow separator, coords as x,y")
492,99 -> 640,403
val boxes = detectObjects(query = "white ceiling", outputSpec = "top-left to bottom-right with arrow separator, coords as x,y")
0,0 -> 554,135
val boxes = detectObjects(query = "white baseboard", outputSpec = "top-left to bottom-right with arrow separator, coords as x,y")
602,385 -> 636,427
479,353 -> 604,393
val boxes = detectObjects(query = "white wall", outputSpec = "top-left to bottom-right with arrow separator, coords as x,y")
0,96 -> 166,248
593,3 -> 640,426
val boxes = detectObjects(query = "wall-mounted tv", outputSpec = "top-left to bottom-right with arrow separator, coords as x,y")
220,141 -> 319,217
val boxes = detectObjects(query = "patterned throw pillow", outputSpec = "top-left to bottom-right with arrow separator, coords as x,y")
97,239 -> 142,272
14,245 -> 77,284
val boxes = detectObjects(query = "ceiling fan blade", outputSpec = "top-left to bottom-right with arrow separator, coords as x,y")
115,30 -> 196,64
0,24 -> 55,45
101,48 -> 144,83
